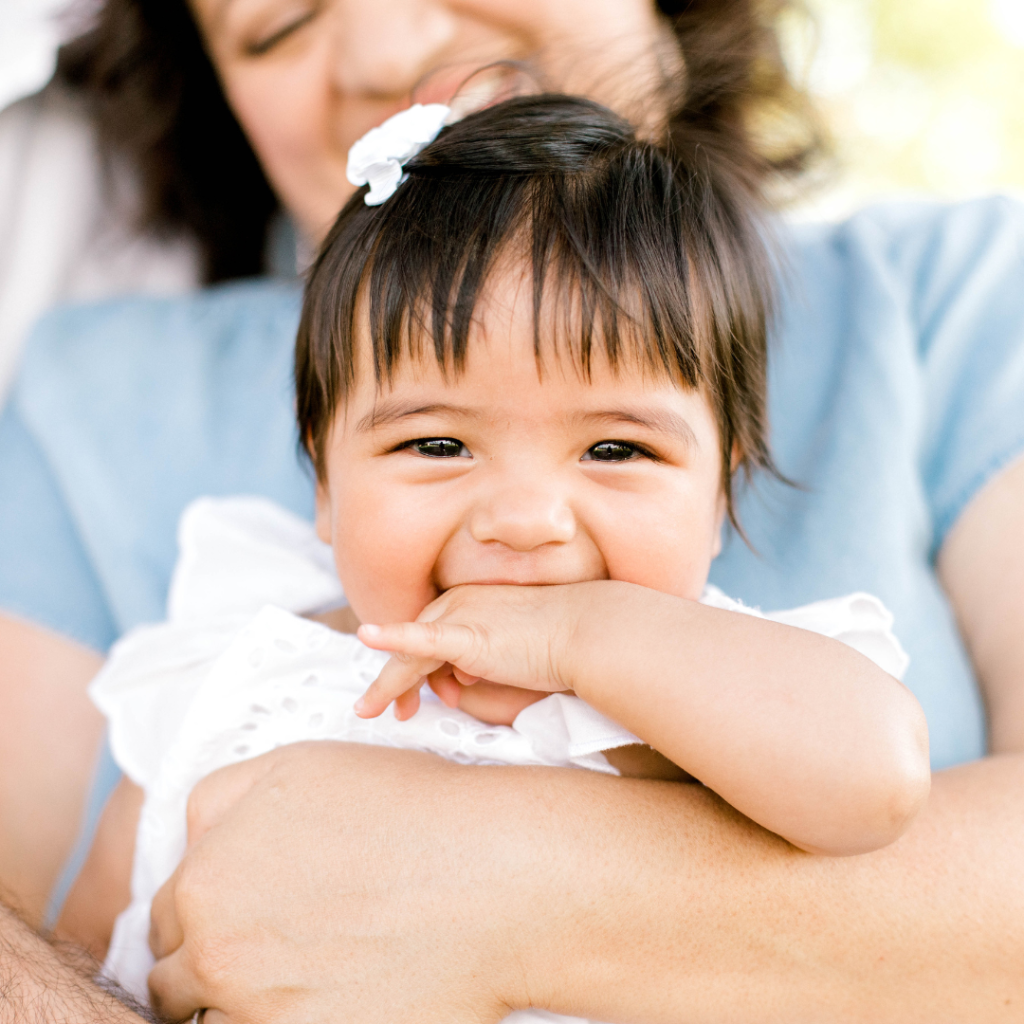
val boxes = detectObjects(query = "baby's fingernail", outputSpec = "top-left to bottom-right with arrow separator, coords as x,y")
354,696 -> 366,713
359,624 -> 382,640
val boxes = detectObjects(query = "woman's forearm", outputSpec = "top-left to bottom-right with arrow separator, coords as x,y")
0,614 -> 105,924
148,742 -> 1024,1024
528,753 -> 1024,1023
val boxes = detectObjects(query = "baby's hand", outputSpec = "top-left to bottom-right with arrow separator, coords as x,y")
355,583 -> 587,721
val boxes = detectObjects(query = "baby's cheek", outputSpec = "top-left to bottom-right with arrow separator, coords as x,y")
606,535 -> 713,600
340,562 -> 439,625
592,484 -> 720,599
334,534 -> 440,625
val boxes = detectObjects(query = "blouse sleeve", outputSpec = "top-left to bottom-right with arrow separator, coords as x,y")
0,399 -> 117,651
894,198 -> 1024,554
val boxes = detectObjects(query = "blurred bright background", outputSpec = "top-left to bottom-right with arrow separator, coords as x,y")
793,0 -> 1024,216
2,0 -> 1023,220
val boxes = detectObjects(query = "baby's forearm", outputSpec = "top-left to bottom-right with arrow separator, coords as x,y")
569,582 -> 930,854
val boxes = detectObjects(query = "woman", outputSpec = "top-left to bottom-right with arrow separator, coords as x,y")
1,0 -> 1023,1020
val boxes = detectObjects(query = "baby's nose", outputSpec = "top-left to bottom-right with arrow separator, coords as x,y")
469,483 -> 577,551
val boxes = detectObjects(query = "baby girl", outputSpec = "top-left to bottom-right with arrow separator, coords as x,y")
60,95 -> 929,1020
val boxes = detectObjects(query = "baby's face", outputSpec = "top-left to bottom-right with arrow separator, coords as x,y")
315,271 -> 727,625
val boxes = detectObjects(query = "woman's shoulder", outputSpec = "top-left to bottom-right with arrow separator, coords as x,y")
0,279 -> 311,641
13,277 -> 302,423
783,194 -> 1024,249
774,195 -> 1024,390
11,275 -> 304,459
20,278 -> 301,375
781,196 -> 1024,315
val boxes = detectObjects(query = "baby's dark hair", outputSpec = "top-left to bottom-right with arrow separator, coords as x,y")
296,94 -> 778,527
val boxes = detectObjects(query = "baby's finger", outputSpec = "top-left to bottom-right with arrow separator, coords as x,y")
354,654 -> 438,718
355,627 -> 446,716
358,620 -> 483,668
357,620 -> 487,717
393,685 -> 422,721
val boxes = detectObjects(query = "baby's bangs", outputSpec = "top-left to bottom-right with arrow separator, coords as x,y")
297,92 -> 777,528
356,145 -> 715,392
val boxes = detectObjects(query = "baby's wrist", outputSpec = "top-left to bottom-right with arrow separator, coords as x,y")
550,580 -> 620,699
560,580 -> 667,702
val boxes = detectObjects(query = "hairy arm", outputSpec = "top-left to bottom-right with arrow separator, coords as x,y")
0,900 -> 151,1024
0,615 -> 104,925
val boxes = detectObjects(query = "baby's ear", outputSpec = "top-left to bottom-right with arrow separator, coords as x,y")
730,441 -> 742,473
314,482 -> 333,545
711,500 -> 726,559
710,443 -> 743,559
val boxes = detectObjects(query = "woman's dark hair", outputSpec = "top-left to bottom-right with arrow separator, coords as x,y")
55,0 -> 278,283
54,0 -> 823,286
295,95 -> 778,528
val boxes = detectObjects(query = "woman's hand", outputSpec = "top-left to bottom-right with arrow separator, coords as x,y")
355,582 -> 590,721
146,741 -> 585,1024
146,735 -> 1024,1024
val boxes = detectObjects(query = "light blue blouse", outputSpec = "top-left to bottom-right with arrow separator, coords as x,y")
3,199 -> 1024,775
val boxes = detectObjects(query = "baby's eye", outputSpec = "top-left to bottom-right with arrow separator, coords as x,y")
408,438 -> 470,459
582,441 -> 646,463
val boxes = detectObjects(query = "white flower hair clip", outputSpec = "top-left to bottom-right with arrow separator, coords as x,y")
346,103 -> 452,206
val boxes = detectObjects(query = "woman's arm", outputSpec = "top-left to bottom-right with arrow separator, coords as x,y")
0,614 -> 104,926
147,457 -> 1024,1024
357,583 -> 930,855
56,777 -> 142,960
937,456 -> 1024,755
147,743 -> 1024,1024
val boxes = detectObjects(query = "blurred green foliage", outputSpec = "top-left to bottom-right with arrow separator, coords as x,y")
797,0 -> 1024,212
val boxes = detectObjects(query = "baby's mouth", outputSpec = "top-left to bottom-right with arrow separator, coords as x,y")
437,573 -> 605,591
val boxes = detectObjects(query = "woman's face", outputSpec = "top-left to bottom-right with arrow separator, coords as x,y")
188,0 -> 676,241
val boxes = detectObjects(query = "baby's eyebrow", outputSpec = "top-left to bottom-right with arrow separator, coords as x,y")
579,409 -> 699,450
356,401 -> 479,433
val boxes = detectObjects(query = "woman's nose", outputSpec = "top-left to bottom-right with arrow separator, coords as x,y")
330,0 -> 458,99
469,483 -> 578,552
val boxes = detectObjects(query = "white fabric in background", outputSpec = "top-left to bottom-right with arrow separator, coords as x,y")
0,0 -> 66,112
0,87 -> 199,399
91,496 -> 908,1015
